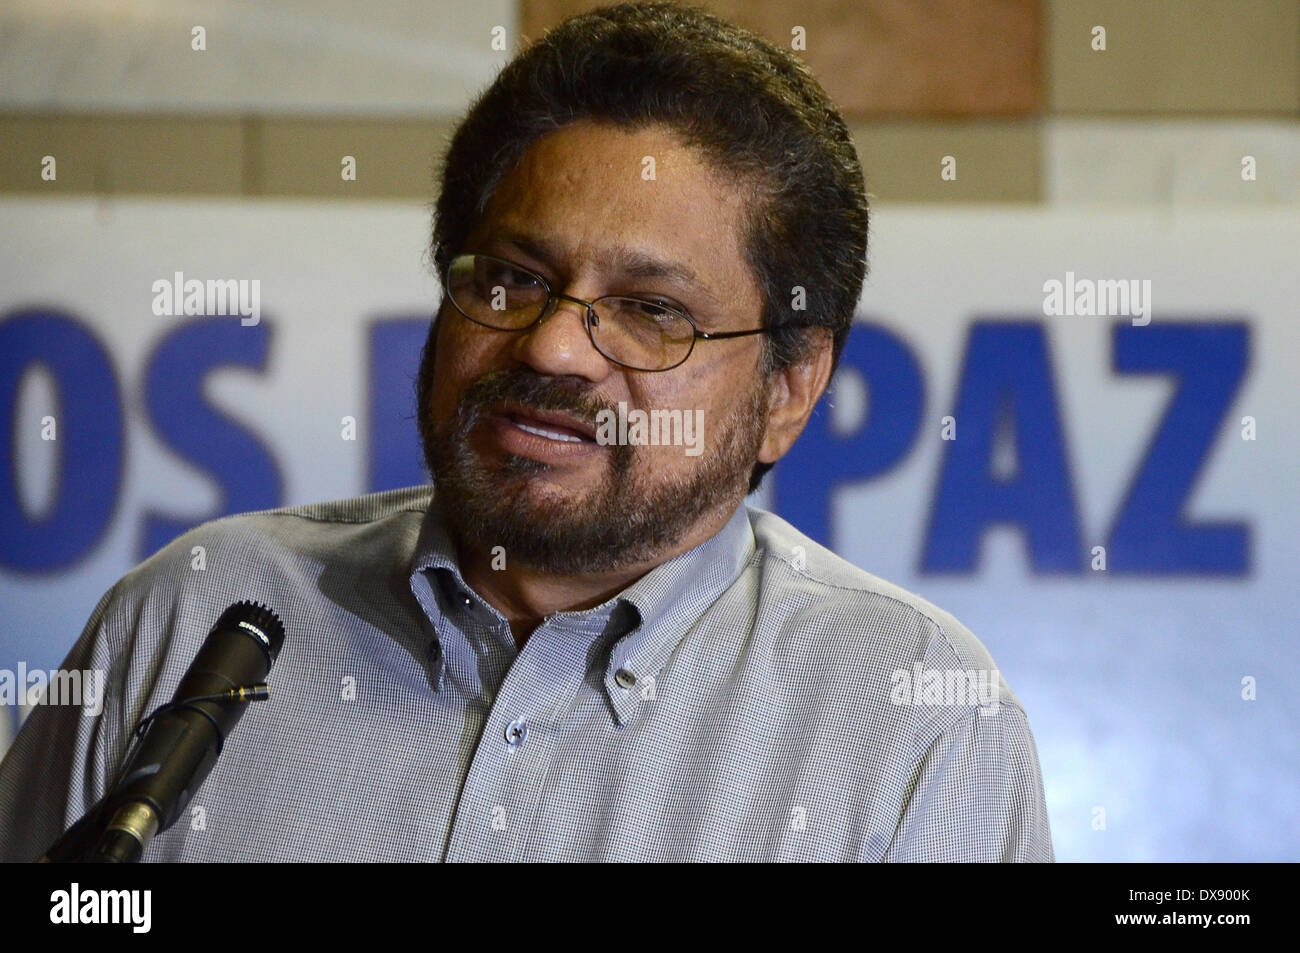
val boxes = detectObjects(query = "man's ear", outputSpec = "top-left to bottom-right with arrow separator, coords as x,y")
757,329 -> 834,465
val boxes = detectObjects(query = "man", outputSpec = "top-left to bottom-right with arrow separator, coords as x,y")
0,2 -> 1052,862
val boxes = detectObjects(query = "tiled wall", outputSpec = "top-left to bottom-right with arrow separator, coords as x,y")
0,0 -> 1296,204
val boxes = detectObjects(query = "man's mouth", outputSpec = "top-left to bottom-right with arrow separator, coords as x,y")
498,404 -> 597,440
511,419 -> 589,443
487,403 -> 601,450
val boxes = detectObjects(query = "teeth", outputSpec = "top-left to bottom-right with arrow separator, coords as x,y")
515,421 -> 585,443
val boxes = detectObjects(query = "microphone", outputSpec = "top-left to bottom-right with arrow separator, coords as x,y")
84,600 -> 286,862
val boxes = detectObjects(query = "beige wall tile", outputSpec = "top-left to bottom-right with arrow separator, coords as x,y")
523,0 -> 1043,117
1046,119 -> 1300,205
2,114 -> 1046,204
255,118 -> 453,198
0,115 -> 243,194
0,0 -> 515,115
852,121 -> 1043,202
1048,0 -> 1300,114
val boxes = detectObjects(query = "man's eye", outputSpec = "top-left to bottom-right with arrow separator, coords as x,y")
629,298 -> 682,320
480,262 -> 540,289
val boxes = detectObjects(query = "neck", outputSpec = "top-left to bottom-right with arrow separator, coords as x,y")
448,498 -> 743,649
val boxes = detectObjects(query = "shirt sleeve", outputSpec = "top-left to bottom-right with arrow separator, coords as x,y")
881,700 -> 1055,862
0,584 -> 129,863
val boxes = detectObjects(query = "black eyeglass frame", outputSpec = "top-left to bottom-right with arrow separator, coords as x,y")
442,252 -> 817,372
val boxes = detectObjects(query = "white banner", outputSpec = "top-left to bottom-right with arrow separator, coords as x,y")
2,198 -> 1297,861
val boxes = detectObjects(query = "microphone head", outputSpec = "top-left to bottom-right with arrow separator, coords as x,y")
214,600 -> 287,662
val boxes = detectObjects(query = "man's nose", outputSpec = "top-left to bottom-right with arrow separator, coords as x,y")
512,295 -> 611,379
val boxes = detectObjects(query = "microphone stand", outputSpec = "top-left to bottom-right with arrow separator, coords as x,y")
39,796 -> 115,863
38,684 -> 270,863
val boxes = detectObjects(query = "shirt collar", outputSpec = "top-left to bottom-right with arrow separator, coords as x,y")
602,502 -> 755,724
407,490 -> 756,725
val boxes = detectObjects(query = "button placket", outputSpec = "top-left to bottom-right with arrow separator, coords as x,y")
441,620 -> 595,862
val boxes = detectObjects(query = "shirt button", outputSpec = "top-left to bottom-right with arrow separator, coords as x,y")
614,668 -> 637,689
504,718 -> 529,747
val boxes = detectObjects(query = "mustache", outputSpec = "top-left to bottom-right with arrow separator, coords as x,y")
455,368 -> 615,432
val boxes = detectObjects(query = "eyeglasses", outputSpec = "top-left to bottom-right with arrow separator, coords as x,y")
442,253 -> 800,372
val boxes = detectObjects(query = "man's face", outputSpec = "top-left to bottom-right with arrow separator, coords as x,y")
418,119 -> 770,574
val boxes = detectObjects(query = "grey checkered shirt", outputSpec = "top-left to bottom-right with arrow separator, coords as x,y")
0,485 -> 1053,862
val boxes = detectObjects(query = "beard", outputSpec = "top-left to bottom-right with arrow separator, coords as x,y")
416,319 -> 769,574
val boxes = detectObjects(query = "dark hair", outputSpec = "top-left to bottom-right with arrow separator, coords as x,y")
431,1 -> 869,492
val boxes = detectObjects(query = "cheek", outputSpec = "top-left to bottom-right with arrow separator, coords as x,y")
633,347 -> 760,423
627,369 -> 749,460
428,312 -> 508,415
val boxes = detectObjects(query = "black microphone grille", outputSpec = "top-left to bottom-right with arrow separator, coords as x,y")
214,600 -> 287,661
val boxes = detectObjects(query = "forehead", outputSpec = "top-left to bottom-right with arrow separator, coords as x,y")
470,120 -> 754,288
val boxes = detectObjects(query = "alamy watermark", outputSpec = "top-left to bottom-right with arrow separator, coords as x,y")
50,884 -> 151,933
1042,271 -> 1151,326
595,401 -> 704,456
0,664 -> 105,717
151,271 -> 261,325
890,664 -> 1000,715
